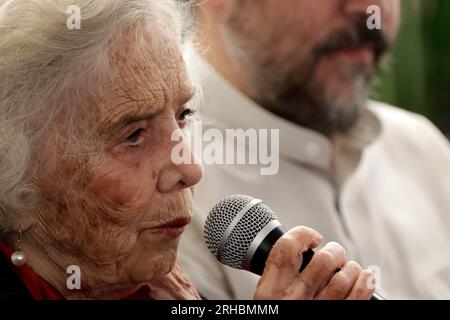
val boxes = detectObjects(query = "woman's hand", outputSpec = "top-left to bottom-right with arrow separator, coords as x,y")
147,261 -> 201,300
254,227 -> 375,300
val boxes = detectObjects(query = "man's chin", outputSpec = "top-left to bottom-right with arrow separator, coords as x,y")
303,85 -> 365,135
316,72 -> 371,108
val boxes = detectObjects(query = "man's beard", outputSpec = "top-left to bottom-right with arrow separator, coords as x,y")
227,18 -> 390,136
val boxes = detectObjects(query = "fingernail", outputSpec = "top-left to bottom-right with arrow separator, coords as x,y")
312,235 -> 323,245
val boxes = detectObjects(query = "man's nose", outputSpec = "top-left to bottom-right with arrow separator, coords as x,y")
341,0 -> 385,18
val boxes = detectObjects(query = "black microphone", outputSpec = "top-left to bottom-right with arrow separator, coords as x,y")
204,194 -> 384,300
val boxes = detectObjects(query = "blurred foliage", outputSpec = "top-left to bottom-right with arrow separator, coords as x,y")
374,0 -> 450,136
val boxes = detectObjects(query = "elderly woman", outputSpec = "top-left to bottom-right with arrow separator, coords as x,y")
0,0 -> 375,300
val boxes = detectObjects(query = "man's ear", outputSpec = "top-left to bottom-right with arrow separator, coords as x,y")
200,0 -> 236,22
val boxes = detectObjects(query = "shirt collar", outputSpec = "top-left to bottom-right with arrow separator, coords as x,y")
185,47 -> 381,171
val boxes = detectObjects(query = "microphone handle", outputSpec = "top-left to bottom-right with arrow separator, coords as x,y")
248,225 -> 383,300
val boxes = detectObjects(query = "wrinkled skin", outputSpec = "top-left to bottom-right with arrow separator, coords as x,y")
17,24 -> 203,299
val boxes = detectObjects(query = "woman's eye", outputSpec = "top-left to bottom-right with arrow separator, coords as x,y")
178,108 -> 197,124
125,128 -> 146,146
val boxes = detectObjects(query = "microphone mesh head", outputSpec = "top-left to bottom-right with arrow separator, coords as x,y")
204,195 -> 276,269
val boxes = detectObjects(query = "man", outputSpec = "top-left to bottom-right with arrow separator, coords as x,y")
179,0 -> 450,299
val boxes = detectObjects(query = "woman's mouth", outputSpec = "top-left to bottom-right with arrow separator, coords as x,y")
151,217 -> 192,238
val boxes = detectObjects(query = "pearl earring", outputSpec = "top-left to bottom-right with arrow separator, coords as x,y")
11,227 -> 27,267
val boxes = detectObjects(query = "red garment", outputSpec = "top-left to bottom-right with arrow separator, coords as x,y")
0,242 -> 64,300
0,242 -> 153,300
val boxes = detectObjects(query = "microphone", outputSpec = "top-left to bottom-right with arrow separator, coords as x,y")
204,194 -> 384,300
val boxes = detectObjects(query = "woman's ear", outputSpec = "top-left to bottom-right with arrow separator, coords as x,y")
13,214 -> 39,233
200,0 -> 237,22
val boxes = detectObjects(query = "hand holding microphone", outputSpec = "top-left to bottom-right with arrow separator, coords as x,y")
204,195 -> 382,300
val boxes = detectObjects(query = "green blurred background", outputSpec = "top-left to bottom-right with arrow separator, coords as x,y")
374,0 -> 450,137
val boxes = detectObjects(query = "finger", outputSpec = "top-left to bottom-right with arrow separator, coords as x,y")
286,242 -> 347,299
315,261 -> 362,300
346,269 -> 376,300
255,226 -> 323,300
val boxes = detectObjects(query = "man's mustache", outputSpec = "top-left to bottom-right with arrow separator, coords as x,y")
313,19 -> 390,63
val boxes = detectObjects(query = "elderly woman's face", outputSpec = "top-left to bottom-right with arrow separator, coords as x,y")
32,26 -> 203,296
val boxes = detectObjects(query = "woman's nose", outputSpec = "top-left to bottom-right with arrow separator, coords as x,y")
176,153 -> 203,190
157,136 -> 203,193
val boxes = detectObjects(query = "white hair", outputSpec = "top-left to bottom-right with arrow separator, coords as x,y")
0,0 -> 190,233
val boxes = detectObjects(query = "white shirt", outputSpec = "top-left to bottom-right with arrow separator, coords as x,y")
179,50 -> 450,300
